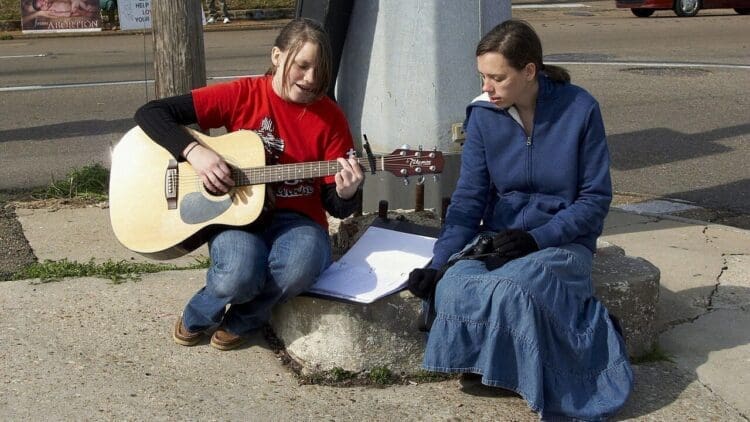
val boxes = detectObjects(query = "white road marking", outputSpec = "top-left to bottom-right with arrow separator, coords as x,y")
0,74 -> 260,93
548,60 -> 750,70
512,3 -> 589,9
0,54 -> 48,59
2,59 -> 749,93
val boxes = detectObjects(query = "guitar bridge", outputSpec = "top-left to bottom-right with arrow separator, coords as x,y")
165,159 -> 178,210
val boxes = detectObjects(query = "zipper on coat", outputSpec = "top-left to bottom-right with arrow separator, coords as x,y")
525,135 -> 534,189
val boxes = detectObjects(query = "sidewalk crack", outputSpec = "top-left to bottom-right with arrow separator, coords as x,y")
706,260 -> 727,311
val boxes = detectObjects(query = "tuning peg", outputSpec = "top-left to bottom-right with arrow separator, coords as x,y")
403,177 -> 410,186
401,144 -> 410,150
417,175 -> 426,185
433,175 -> 440,183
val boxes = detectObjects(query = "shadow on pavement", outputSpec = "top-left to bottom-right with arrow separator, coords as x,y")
616,284 -> 750,419
0,118 -> 134,143
608,123 -> 749,171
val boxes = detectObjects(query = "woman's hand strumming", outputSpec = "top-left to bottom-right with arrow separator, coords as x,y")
184,143 -> 235,194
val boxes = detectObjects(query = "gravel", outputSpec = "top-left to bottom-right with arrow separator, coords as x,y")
0,202 -> 35,280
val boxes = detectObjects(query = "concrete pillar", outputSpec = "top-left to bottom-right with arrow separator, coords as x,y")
336,0 -> 511,212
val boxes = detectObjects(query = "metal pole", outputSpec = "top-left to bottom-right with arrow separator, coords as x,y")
415,184 -> 424,212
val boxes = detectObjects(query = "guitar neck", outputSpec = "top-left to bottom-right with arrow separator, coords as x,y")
232,158 -> 377,186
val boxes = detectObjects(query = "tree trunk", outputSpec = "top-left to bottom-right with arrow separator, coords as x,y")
151,0 -> 206,99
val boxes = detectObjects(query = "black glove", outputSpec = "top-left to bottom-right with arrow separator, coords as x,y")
483,254 -> 511,271
407,268 -> 442,300
491,229 -> 539,259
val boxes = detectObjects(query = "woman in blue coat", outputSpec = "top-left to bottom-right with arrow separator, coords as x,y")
407,20 -> 633,421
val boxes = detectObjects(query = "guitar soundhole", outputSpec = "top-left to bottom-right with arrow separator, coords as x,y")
204,185 -> 225,197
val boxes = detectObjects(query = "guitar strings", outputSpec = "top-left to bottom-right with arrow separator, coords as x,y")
175,155 -> 444,184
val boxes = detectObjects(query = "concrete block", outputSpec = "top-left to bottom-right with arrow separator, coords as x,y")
272,213 -> 660,374
272,291 -> 425,374
593,241 -> 661,357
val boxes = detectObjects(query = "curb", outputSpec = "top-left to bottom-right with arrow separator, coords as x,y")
612,207 -> 750,233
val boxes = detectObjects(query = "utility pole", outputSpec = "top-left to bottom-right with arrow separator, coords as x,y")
151,0 -> 207,99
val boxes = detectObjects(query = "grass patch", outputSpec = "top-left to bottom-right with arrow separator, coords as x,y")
409,369 -> 455,383
12,257 -> 209,283
295,365 -> 450,387
39,163 -> 109,201
235,0 -> 294,9
330,366 -> 355,382
0,0 -> 18,21
631,344 -> 674,364
367,366 -> 394,385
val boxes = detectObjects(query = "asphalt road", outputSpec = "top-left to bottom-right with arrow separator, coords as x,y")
521,2 -> 750,227
0,1 -> 748,225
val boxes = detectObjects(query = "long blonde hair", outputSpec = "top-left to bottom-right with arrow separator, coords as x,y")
266,18 -> 333,100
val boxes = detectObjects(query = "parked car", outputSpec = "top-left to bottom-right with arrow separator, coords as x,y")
616,0 -> 750,17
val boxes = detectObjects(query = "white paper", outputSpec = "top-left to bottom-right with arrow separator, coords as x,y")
307,226 -> 436,303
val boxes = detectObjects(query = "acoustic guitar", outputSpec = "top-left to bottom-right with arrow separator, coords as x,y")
109,126 -> 444,259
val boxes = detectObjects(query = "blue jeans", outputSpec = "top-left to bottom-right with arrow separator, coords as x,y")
182,211 -> 332,336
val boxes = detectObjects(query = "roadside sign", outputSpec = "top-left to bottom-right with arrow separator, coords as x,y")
117,0 -> 150,31
20,0 -> 102,33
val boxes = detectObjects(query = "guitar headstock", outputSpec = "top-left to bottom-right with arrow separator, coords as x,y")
382,149 -> 444,177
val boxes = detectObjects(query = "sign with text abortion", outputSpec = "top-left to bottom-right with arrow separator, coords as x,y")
21,0 -> 101,33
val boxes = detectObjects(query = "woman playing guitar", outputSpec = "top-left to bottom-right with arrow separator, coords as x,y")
134,18 -> 365,351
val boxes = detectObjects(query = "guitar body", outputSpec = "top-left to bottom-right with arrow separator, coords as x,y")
110,126 -> 446,260
109,126 -> 266,259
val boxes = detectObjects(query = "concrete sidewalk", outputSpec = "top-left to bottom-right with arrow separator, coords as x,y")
1,204 -> 749,420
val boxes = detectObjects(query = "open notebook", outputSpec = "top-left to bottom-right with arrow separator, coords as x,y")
306,226 -> 437,304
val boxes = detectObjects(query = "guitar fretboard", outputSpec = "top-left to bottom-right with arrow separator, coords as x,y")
231,158 -> 379,186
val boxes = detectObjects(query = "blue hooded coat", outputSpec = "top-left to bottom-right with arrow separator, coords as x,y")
431,73 -> 612,269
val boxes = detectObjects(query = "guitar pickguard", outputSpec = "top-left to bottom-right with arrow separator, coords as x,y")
180,192 -> 232,224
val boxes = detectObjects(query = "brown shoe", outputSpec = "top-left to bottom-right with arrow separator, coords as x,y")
172,315 -> 204,346
210,326 -> 245,351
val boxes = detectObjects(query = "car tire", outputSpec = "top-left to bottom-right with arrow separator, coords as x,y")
735,8 -> 750,14
673,0 -> 700,16
631,8 -> 655,17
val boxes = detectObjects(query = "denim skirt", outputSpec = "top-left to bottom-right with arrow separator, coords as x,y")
424,242 -> 633,421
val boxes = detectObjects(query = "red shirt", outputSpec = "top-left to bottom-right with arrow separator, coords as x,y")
191,76 -> 354,229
